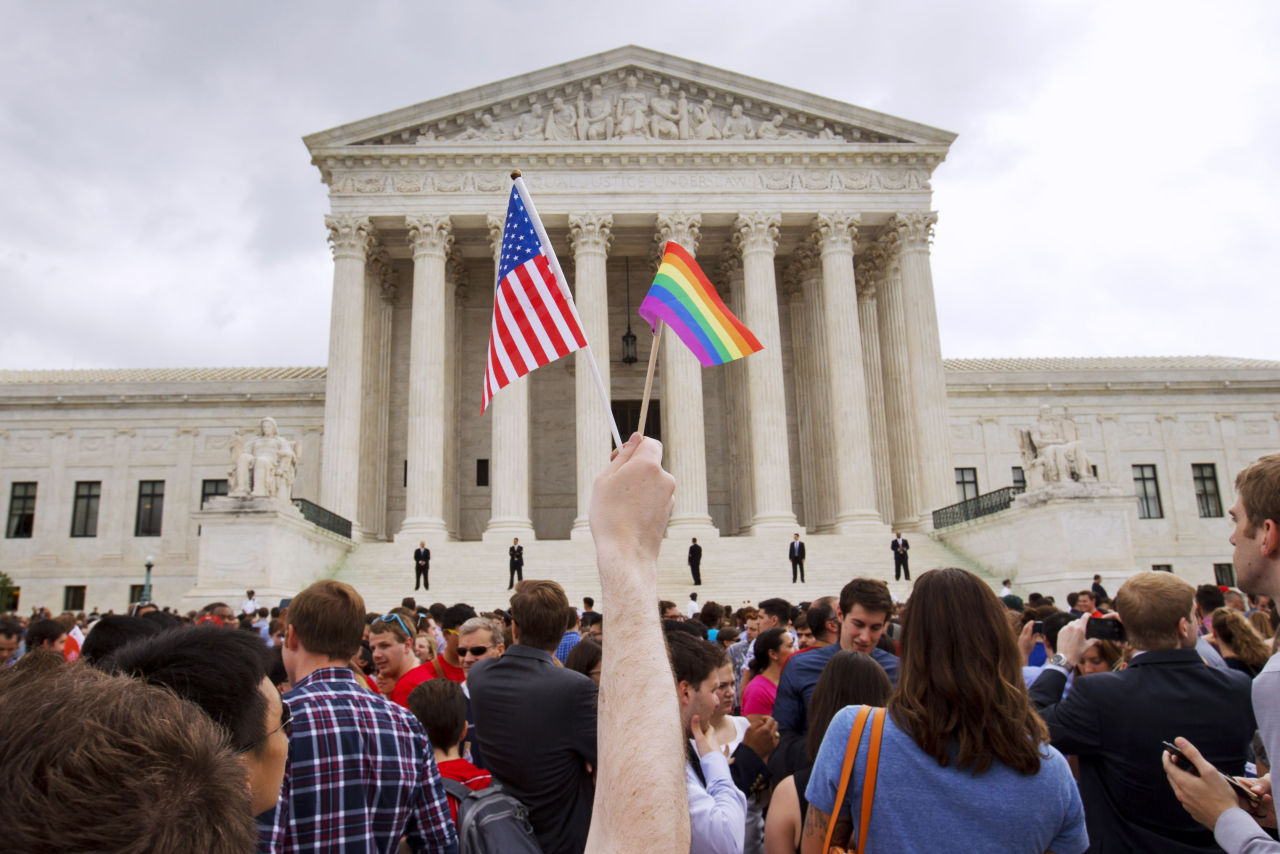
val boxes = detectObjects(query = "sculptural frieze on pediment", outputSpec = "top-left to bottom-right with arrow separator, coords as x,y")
353,69 -> 910,147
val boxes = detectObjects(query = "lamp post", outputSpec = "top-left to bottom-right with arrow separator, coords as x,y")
143,555 -> 154,603
621,257 -> 638,364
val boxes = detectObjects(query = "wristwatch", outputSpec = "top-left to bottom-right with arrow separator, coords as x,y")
1048,653 -> 1071,669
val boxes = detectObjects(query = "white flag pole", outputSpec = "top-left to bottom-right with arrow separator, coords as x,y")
511,171 -> 624,451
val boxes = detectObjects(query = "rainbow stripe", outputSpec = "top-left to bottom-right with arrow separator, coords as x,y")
638,242 -> 763,367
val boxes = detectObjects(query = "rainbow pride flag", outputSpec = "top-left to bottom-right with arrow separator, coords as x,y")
638,242 -> 763,366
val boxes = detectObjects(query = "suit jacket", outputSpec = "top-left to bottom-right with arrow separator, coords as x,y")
469,645 -> 597,854
413,547 -> 429,566
1030,647 -> 1255,853
891,537 -> 909,554
688,543 -> 702,565
1092,581 -> 1109,601
508,545 -> 523,568
789,541 -> 805,560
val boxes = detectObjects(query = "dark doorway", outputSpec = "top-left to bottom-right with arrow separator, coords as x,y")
612,400 -> 661,441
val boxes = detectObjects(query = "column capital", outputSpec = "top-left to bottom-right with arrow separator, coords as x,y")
854,264 -> 876,301
812,212 -> 860,255
889,211 -> 939,247
654,212 -> 701,255
326,215 -> 376,260
405,215 -> 454,260
718,243 -> 743,283
568,212 -> 614,256
446,247 -> 468,302
733,212 -> 780,256
486,214 -> 505,266
873,228 -> 903,275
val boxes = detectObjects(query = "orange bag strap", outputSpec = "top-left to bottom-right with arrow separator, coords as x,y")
821,706 -> 872,854
854,708 -> 886,854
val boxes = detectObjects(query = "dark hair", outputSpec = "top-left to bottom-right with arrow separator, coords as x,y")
79,616 -> 161,667
25,618 -> 66,649
749,627 -> 789,676
0,618 -> 22,640
267,644 -> 288,688
581,612 -> 602,631
428,602 -> 447,622
443,603 -> 478,632
1212,607 -> 1271,673
806,596 -> 838,643
140,609 -> 183,631
407,678 -> 467,750
510,580 -> 571,651
0,656 -> 256,852
805,651 -> 893,760
1066,591 -> 1079,608
666,631 -> 725,687
890,567 -> 1049,776
658,600 -> 678,617
583,597 -> 594,609
716,626 -> 740,646
289,580 -> 366,659
839,579 -> 893,619
698,600 -> 723,628
1040,612 -> 1074,653
1195,584 -> 1226,613
758,598 -> 792,626
106,626 -> 271,754
401,597 -> 417,611
565,637 -> 603,680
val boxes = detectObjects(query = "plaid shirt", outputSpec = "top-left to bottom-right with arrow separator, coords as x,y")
555,629 -> 581,663
257,667 -> 457,853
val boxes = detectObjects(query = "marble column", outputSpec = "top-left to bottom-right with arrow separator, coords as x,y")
399,215 -> 453,540
165,427 -> 197,557
360,249 -> 395,541
784,263 -> 817,530
797,246 -> 837,532
445,249 -> 467,538
855,259 -> 894,525
1157,414 -> 1184,523
976,417 -> 1000,493
1097,414 -> 1122,484
1215,414 -> 1240,490
720,249 -> 753,535
483,215 -> 535,541
568,213 -> 613,538
657,213 -> 716,533
39,430 -> 71,551
813,212 -> 879,530
873,232 -> 923,529
101,428 -> 134,560
894,211 -> 954,520
734,212 -> 798,532
320,215 -> 375,532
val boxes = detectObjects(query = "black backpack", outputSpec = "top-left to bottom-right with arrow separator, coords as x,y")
439,777 -> 543,854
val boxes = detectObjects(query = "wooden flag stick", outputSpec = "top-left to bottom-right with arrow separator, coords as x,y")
637,321 -> 663,438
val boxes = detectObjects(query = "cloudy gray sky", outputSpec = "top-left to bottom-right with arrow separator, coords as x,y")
2,0 -> 1277,369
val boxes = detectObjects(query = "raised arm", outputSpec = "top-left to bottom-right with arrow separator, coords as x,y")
585,434 -> 689,853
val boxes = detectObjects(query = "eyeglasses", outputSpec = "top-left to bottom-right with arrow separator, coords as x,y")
460,645 -> 493,657
244,699 -> 292,752
377,613 -> 413,639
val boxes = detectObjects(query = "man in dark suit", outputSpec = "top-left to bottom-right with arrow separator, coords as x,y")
1092,573 -> 1109,603
413,541 -> 430,591
507,537 -> 524,590
891,532 -> 910,581
788,533 -> 806,583
469,579 -> 596,853
1030,570 -> 1255,853
687,537 -> 702,586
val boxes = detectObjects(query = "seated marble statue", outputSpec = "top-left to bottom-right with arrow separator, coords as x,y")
228,417 -> 298,500
1018,406 -> 1095,488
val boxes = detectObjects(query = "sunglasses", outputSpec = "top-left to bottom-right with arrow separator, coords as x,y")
377,613 -> 413,639
460,645 -> 493,657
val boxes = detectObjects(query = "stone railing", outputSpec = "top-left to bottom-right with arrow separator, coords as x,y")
932,486 -> 1025,529
293,498 -> 353,540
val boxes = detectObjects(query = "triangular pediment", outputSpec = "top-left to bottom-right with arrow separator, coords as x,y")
305,46 -> 955,152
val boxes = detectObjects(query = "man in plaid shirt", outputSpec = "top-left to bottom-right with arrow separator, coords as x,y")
258,580 -> 457,853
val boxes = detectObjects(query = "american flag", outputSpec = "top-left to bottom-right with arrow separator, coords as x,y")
481,184 -> 586,413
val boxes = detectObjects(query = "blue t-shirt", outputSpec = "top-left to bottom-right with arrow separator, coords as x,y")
806,706 -> 1088,854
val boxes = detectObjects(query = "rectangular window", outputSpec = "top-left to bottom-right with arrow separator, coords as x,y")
63,585 -> 86,612
955,468 -> 979,502
200,479 -> 228,508
129,584 -> 147,605
1152,564 -> 1172,572
1214,563 -> 1237,587
6,482 -> 36,539
135,480 -> 164,537
70,481 -> 101,537
1011,466 -> 1026,491
476,459 -> 490,488
1132,464 -> 1163,519
1192,464 -> 1223,518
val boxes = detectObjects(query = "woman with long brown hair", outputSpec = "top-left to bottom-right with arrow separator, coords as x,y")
1212,607 -> 1271,677
801,568 -> 1087,853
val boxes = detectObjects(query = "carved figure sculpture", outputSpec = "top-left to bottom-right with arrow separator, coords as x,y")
615,75 -> 649,138
721,104 -> 755,140
1017,406 -> 1095,489
512,104 -> 545,140
228,417 -> 299,500
578,84 -> 614,140
691,100 -> 721,140
455,113 -> 506,141
757,113 -> 785,139
545,97 -> 578,141
649,84 -> 685,140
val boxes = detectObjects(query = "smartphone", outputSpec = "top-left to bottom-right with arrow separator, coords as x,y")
1085,618 -> 1125,642
1032,620 -> 1045,635
1162,741 -> 1261,805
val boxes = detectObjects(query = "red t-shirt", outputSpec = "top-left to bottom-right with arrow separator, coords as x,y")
389,663 -> 436,708
434,655 -> 465,684
438,757 -> 492,823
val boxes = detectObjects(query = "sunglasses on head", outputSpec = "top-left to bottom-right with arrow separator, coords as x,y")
377,613 -> 413,639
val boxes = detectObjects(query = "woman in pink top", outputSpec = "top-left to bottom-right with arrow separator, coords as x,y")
741,627 -> 795,716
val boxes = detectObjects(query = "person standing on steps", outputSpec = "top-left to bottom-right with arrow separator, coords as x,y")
789,533 -> 806,584
413,541 -> 430,591
891,531 -> 910,581
688,537 -> 703,586
508,537 -> 524,590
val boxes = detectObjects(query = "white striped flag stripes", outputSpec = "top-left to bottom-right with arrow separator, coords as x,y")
481,182 -> 587,413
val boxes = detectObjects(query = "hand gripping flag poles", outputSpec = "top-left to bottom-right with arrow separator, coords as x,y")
481,172 -> 624,451
635,241 -> 763,434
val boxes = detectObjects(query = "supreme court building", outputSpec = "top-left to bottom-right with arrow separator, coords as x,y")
3,47 -> 1279,611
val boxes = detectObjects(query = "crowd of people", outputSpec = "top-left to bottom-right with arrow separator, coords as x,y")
3,444 -> 1280,854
